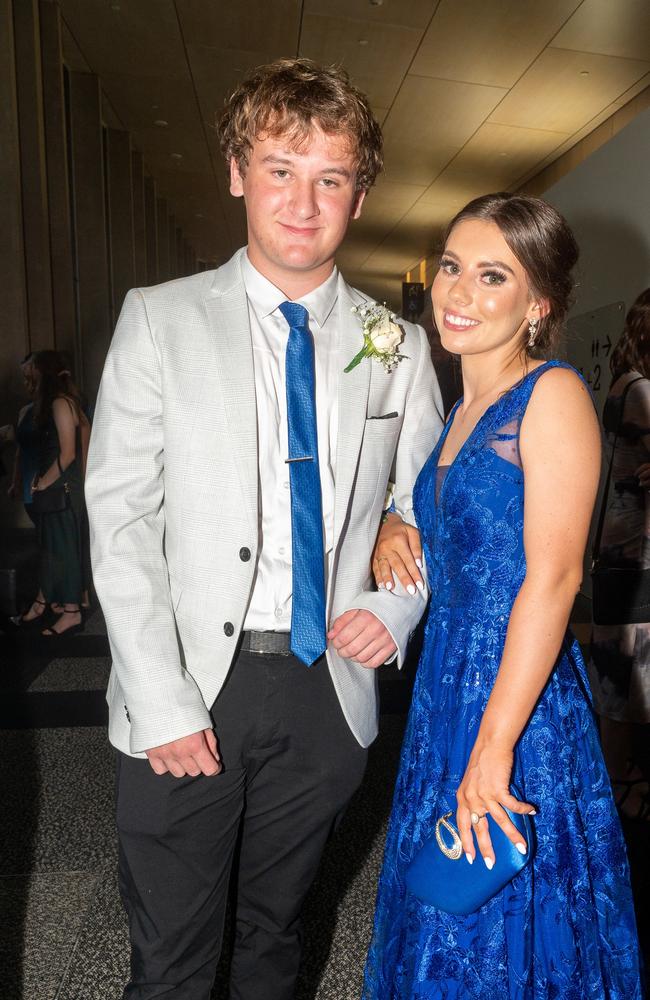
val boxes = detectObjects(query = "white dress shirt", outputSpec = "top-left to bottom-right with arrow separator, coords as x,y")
242,253 -> 340,632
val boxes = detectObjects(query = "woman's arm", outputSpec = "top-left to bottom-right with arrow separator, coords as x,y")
457,368 -> 601,868
372,512 -> 424,593
33,397 -> 78,491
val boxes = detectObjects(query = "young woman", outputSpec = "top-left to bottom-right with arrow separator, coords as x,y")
363,194 -> 642,998
21,351 -> 90,636
589,288 -> 650,822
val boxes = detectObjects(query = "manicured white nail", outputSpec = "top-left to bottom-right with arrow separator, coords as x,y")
516,842 -> 527,855
416,580 -> 424,591
465,853 -> 473,865
377,581 -> 385,590
407,583 -> 416,596
528,808 -> 537,816
415,558 -> 423,569
386,581 -> 393,591
484,857 -> 494,870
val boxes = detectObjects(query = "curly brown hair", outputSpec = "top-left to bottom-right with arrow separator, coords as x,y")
217,58 -> 383,192
441,192 -> 579,356
610,288 -> 650,382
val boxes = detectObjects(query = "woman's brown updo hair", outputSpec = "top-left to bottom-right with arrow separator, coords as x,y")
610,288 -> 650,382
441,192 -> 580,355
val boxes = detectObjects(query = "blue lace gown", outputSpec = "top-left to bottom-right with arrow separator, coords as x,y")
363,362 -> 642,999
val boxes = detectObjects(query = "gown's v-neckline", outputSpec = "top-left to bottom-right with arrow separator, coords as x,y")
436,361 -> 553,473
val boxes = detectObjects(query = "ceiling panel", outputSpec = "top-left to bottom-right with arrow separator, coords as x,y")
304,0 -> 440,31
300,13 -> 422,109
135,129 -> 211,173
362,199 -> 454,279
356,177 -> 425,234
551,0 -> 650,62
96,74 -> 198,135
382,76 -> 507,185
411,0 -> 582,88
61,0 -> 187,79
59,0 -> 650,279
177,0 -> 301,55
490,48 -> 650,132
426,122 -> 571,196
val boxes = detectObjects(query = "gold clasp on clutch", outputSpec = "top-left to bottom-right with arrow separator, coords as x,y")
435,812 -> 463,860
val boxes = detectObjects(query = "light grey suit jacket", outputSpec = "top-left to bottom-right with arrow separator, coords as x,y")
85,249 -> 444,756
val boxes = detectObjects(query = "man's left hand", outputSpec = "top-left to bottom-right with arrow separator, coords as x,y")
327,609 -> 396,669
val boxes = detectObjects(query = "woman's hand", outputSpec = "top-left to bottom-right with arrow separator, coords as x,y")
636,462 -> 650,489
456,739 -> 535,869
372,513 -> 424,594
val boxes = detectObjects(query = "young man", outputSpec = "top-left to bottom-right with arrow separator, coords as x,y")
85,59 -> 443,999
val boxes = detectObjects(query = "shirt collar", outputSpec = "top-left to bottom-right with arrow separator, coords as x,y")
242,251 -> 339,329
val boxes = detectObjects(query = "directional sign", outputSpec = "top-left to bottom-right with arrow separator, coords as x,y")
567,301 -> 625,418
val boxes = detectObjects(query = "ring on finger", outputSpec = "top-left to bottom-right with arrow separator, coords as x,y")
470,811 -> 487,826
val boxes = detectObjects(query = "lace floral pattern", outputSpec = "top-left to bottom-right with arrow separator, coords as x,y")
363,362 -> 642,999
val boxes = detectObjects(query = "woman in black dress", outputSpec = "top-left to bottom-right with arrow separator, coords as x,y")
589,289 -> 650,820
22,351 -> 90,636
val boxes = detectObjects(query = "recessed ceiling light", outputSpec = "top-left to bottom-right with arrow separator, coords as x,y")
369,0 -> 383,6
580,70 -> 590,76
358,38 -> 369,46
195,213 -> 204,219
154,119 -> 168,127
170,152 -> 183,160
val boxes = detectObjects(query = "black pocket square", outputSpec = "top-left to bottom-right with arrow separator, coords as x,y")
367,411 -> 399,420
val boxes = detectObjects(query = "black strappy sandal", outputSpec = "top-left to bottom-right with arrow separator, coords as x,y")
20,597 -> 47,624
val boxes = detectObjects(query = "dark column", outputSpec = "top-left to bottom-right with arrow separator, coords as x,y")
168,214 -> 177,279
39,0 -> 75,359
13,0 -> 54,347
0,0 -> 28,421
175,227 -> 183,278
106,128 -> 135,322
156,197 -> 169,282
144,175 -> 157,285
67,70 -> 110,401
131,149 -> 146,287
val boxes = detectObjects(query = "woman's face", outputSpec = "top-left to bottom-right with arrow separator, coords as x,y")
431,218 -> 544,360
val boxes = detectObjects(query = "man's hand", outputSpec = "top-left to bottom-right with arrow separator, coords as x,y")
327,609 -> 397,669
145,728 -> 221,778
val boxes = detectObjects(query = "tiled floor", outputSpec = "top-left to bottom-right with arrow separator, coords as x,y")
1,599 -> 647,999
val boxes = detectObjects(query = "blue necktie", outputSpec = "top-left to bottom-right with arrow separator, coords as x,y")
279,301 -> 327,666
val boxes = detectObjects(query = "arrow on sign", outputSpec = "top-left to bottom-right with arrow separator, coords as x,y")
603,335 -> 612,356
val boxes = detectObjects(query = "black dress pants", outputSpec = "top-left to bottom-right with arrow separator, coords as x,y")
116,648 -> 368,1000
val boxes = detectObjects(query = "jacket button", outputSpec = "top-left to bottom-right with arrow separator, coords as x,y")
224,622 -> 234,637
239,547 -> 251,562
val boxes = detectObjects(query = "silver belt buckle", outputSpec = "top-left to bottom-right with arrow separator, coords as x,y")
242,630 -> 292,656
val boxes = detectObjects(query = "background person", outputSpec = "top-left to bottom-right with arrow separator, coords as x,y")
22,351 -> 90,636
364,194 -> 641,998
589,288 -> 650,822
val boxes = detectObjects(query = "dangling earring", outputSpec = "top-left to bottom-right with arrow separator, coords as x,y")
527,317 -> 538,348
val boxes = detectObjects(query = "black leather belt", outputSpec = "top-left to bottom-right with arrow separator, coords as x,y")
240,630 -> 292,656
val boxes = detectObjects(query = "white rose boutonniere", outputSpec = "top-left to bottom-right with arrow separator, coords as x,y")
345,303 -> 408,374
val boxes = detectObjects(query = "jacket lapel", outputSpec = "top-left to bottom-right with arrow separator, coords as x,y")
333,276 -> 371,550
202,249 -> 259,535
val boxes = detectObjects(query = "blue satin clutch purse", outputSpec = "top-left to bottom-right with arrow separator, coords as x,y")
405,787 -> 535,915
